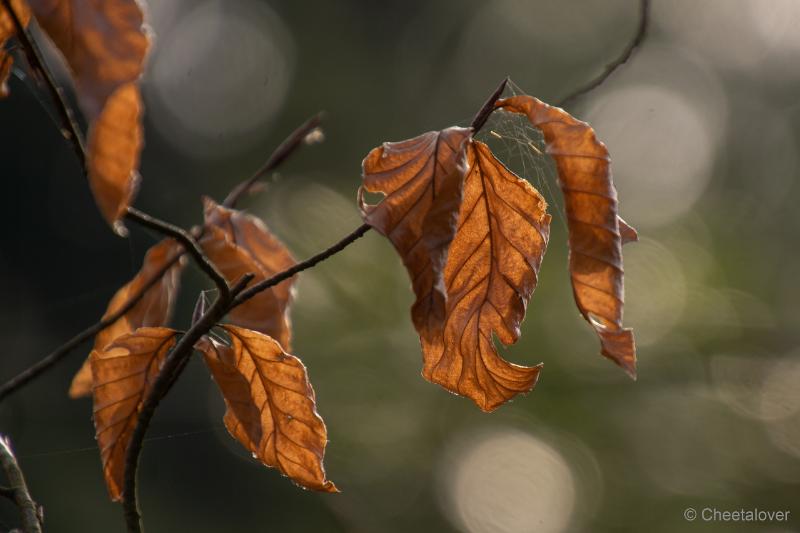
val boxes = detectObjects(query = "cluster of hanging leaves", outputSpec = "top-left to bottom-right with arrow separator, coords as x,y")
83,196 -> 337,499
2,0 -> 638,506
0,0 -> 147,235
360,94 -> 637,412
1,0 -> 339,501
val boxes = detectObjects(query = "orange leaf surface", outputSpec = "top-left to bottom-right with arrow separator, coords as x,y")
91,327 -> 177,501
359,127 -> 472,341
497,95 -> 638,377
27,0 -> 149,117
85,83 -> 143,234
0,0 -> 30,98
28,0 -> 150,232
201,198 -> 296,349
70,238 -> 185,398
197,326 -> 337,492
423,141 -> 551,411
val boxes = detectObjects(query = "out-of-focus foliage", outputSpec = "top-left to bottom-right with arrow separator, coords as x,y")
1,0 -> 799,531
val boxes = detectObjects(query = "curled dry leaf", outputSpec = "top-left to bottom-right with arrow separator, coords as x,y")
359,127 -> 472,341
28,0 -> 150,232
360,126 -> 551,411
197,326 -> 337,492
91,326 -> 177,501
0,0 -> 30,98
424,141 -> 550,412
201,198 -> 296,349
497,95 -> 638,377
27,0 -> 149,117
70,238 -> 185,398
86,83 -> 143,235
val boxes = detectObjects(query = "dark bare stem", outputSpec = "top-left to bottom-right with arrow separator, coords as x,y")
234,223 -> 371,307
223,113 -> 323,208
1,0 -> 86,164
470,77 -> 509,133
122,275 -> 252,533
121,229 -> 376,530
124,207 -> 229,299
0,112 -> 323,403
0,435 -> 42,533
557,0 -> 651,108
0,256 -> 180,402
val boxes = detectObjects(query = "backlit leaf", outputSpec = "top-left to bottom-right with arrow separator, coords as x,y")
28,0 -> 150,233
197,326 -> 337,492
497,95 -> 638,377
27,0 -> 149,117
70,238 -> 185,398
359,127 -> 472,341
91,327 -> 177,501
423,141 -> 550,412
85,82 -> 143,235
201,198 -> 296,349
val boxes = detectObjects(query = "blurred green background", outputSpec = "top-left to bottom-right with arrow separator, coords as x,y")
2,0 -> 800,531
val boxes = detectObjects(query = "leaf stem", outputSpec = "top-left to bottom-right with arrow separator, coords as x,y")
557,0 -> 651,108
470,77 -> 509,133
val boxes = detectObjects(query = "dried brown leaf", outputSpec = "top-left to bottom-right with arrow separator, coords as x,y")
197,326 -> 337,492
85,82 -> 142,234
359,127 -> 472,341
27,0 -> 149,117
70,238 -> 185,397
423,141 -> 550,411
497,95 -> 638,377
91,326 -> 177,501
27,0 -> 150,232
201,198 -> 296,349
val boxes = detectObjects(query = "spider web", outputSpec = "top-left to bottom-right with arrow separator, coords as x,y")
473,80 -> 566,228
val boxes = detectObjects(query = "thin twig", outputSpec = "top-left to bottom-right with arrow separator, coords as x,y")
233,223 -> 372,307
470,77 -> 509,133
1,0 -> 86,164
124,207 -> 230,299
0,112 -> 323,402
557,0 -> 651,108
0,256 -> 180,402
0,435 -> 42,533
121,275 -> 253,533
120,227 -> 377,528
223,113 -> 323,208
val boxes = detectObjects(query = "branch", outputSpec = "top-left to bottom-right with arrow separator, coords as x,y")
233,223 -> 371,307
557,0 -> 651,108
121,227 -> 376,531
223,113 -> 323,208
0,0 -> 86,164
122,275 -> 253,533
470,77 -> 509,133
124,207 -> 229,299
0,112 -> 322,402
0,435 -> 42,533
0,255 -> 180,402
